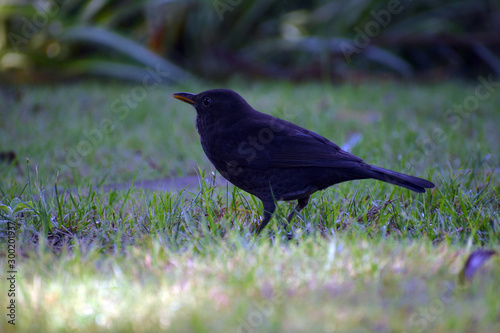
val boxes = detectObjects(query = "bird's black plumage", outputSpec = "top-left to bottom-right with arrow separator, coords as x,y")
173,89 -> 434,234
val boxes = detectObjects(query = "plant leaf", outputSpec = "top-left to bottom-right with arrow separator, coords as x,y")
61,26 -> 196,83
459,249 -> 498,283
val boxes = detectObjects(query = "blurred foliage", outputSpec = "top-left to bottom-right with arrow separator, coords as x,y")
0,0 -> 193,83
0,0 -> 499,83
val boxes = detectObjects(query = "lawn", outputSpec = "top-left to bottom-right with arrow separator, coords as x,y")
1,79 -> 499,332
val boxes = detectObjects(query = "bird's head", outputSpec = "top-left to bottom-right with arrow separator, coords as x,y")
173,89 -> 253,127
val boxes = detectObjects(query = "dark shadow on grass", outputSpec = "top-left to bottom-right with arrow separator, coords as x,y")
101,175 -> 228,192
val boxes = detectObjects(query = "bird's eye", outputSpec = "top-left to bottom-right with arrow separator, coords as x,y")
202,97 -> 211,107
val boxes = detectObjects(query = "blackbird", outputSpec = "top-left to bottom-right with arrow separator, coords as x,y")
173,89 -> 434,234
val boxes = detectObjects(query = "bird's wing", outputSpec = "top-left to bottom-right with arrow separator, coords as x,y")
268,126 -> 364,168
213,116 -> 364,170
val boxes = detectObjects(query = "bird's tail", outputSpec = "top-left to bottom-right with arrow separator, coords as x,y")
364,165 -> 435,193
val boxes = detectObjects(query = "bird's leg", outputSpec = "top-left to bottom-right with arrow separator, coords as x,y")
255,200 -> 276,235
285,196 -> 310,226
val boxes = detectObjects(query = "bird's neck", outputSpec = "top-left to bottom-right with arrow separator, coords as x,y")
195,115 -> 213,136
196,112 -> 248,136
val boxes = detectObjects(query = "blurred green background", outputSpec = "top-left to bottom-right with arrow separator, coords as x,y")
1,0 -> 499,84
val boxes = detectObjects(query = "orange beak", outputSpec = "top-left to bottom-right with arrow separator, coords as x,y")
173,92 -> 197,105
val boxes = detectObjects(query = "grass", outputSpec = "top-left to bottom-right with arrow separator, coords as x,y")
0,79 -> 499,332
